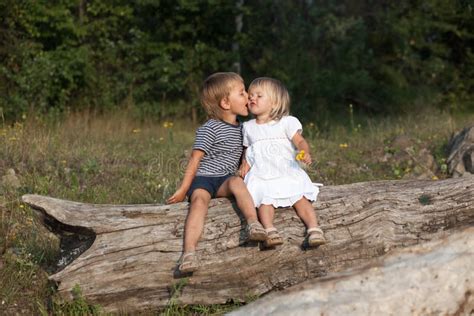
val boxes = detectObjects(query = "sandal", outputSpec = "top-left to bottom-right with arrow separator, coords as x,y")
307,227 -> 326,247
178,252 -> 199,273
247,221 -> 267,241
264,227 -> 284,247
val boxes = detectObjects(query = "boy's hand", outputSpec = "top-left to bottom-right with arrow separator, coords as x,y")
167,188 -> 186,204
239,160 -> 251,178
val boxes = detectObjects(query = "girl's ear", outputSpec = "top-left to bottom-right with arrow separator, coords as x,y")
220,97 -> 230,110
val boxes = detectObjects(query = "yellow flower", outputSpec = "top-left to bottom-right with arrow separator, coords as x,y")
296,150 -> 305,161
339,143 -> 348,148
163,121 -> 174,128
432,176 -> 439,180
132,128 -> 141,134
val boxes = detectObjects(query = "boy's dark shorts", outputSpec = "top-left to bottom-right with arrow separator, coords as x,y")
187,174 -> 233,200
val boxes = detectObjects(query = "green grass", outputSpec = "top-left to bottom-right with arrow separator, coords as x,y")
0,108 -> 473,314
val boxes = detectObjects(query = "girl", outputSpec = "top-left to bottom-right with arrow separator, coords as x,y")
240,77 -> 326,248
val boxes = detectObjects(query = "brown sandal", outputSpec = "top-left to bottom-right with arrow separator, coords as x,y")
307,227 -> 326,247
264,227 -> 284,247
178,252 -> 199,273
247,221 -> 267,241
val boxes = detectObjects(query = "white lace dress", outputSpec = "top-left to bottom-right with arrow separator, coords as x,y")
243,116 -> 320,208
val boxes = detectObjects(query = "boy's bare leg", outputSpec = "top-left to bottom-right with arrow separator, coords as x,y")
293,197 -> 319,228
183,189 -> 211,253
257,204 -> 276,229
216,176 -> 258,223
216,176 -> 266,240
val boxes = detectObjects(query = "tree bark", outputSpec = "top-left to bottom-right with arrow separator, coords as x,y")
22,177 -> 474,313
448,125 -> 474,177
230,227 -> 474,316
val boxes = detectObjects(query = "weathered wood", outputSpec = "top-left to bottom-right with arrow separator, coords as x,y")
230,227 -> 474,316
448,125 -> 474,177
22,177 -> 474,312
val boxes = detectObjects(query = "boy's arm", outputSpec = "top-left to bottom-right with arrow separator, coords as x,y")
166,149 -> 205,204
291,133 -> 312,164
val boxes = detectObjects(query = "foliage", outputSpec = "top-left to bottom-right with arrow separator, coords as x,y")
1,0 -> 473,121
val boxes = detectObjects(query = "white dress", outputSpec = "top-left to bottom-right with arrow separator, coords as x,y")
243,116 -> 319,208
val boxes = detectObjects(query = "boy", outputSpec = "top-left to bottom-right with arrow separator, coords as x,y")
167,72 -> 266,273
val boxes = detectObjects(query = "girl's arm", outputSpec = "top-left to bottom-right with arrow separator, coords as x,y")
167,149 -> 205,204
238,148 -> 250,178
292,133 -> 312,164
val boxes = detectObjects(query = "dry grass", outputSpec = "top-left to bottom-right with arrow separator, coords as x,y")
0,108 -> 472,314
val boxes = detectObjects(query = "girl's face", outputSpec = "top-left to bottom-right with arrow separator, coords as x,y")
248,86 -> 273,119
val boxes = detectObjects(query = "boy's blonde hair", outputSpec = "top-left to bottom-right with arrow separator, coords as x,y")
200,72 -> 244,119
249,77 -> 290,121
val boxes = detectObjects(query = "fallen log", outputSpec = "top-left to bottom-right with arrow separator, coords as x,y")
230,226 -> 474,316
22,177 -> 473,312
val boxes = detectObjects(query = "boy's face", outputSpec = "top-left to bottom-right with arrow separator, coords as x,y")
224,81 -> 249,116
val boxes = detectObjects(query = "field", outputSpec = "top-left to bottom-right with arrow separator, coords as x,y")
0,109 -> 473,314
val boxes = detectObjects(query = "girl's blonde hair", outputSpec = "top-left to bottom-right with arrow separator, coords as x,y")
200,72 -> 244,119
249,77 -> 290,121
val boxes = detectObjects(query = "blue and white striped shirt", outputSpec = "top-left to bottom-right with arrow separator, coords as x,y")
193,119 -> 243,177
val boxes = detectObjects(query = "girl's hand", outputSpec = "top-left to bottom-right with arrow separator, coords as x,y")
167,188 -> 186,204
239,160 -> 251,178
296,150 -> 312,165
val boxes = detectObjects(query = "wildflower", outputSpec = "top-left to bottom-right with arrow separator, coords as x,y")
432,176 -> 439,180
296,150 -> 305,161
132,128 -> 141,134
309,122 -> 315,127
19,204 -> 24,208
339,143 -> 349,148
163,121 -> 174,128
159,137 -> 164,141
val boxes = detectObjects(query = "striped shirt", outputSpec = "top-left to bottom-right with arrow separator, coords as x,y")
193,119 -> 243,177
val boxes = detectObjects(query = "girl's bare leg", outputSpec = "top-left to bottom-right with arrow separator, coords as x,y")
293,197 -> 319,228
258,204 -> 276,229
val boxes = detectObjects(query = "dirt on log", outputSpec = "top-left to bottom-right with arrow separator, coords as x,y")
230,227 -> 474,316
22,177 -> 473,313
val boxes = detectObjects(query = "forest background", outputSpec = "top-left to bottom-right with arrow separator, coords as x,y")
1,0 -> 473,122
1,0 -> 474,314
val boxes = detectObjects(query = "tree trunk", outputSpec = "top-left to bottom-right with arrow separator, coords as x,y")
232,0 -> 244,74
448,125 -> 474,177
230,227 -> 474,316
22,177 -> 473,312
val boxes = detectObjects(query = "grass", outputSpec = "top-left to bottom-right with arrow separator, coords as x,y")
0,108 -> 473,314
